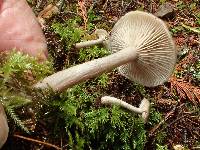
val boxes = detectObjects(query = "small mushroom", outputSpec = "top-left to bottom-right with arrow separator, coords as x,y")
101,96 -> 150,123
34,11 -> 176,91
75,29 -> 109,49
0,104 -> 9,149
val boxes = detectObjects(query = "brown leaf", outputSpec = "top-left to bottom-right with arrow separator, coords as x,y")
170,77 -> 200,105
38,4 -> 59,19
37,4 -> 59,28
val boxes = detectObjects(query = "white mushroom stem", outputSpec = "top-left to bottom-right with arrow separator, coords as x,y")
75,38 -> 105,49
101,96 -> 143,113
34,46 -> 137,91
101,96 -> 150,123
75,29 -> 109,49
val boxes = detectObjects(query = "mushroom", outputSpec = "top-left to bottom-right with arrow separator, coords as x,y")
75,29 -> 109,49
34,11 -> 176,91
0,104 -> 9,149
101,96 -> 150,123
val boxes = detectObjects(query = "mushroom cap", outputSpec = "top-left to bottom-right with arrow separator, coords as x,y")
95,29 -> 110,49
110,11 -> 176,87
0,104 -> 9,148
95,29 -> 109,39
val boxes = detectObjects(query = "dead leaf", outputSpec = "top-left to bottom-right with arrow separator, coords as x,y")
154,2 -> 175,19
37,4 -> 59,28
170,77 -> 200,105
78,0 -> 88,29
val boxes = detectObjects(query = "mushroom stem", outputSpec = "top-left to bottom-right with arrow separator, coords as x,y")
34,46 -> 137,91
75,38 -> 104,49
101,96 -> 150,123
101,96 -> 143,114
75,29 -> 109,49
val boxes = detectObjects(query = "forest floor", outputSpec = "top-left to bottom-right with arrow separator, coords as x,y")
2,0 -> 200,150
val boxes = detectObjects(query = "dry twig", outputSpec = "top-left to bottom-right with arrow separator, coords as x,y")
78,0 -> 88,29
14,134 -> 61,150
149,104 -> 179,136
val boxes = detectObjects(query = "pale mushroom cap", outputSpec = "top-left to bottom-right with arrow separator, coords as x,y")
95,29 -> 109,39
110,11 -> 176,87
95,29 -> 110,49
0,104 -> 9,148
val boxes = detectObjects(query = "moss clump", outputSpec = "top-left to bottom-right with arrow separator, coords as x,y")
0,51 -> 53,132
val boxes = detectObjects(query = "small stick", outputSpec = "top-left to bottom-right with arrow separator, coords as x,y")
149,106 -> 176,136
13,134 -> 61,150
149,103 -> 184,136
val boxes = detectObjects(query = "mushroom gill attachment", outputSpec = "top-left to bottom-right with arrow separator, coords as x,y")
0,104 -> 9,149
110,11 -> 176,87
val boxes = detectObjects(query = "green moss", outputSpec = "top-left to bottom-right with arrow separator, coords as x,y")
0,51 -> 53,132
156,144 -> 169,150
51,18 -> 84,50
78,46 -> 110,62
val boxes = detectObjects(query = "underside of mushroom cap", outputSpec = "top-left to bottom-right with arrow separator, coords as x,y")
110,11 -> 176,87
